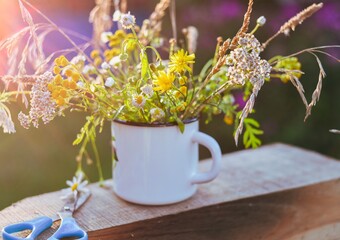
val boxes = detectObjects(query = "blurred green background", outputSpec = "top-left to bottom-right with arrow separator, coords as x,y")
0,0 -> 339,210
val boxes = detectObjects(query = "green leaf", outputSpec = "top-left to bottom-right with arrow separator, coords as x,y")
140,51 -> 149,80
174,116 -> 185,133
242,117 -> 264,149
244,118 -> 260,128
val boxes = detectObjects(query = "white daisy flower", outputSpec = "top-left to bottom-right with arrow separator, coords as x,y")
150,108 -> 165,121
105,77 -> 115,87
132,94 -> 146,108
119,12 -> 136,29
61,172 -> 89,200
141,84 -> 153,96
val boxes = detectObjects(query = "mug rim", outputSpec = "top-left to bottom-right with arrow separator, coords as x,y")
113,117 -> 198,128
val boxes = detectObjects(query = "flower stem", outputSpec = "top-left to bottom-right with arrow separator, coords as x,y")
90,136 -> 104,186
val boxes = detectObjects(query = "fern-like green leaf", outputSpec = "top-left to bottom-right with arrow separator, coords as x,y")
242,117 -> 263,149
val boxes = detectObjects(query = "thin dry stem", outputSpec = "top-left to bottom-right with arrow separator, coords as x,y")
230,0 -> 254,49
21,0 -> 93,65
183,26 -> 199,54
89,0 -> 113,49
170,0 -> 177,42
262,3 -> 323,49
304,52 -> 326,121
120,0 -> 128,13
18,0 -> 45,67
0,75 -> 38,84
139,0 -> 171,45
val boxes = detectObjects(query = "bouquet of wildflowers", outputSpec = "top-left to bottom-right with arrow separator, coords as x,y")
0,0 -> 338,181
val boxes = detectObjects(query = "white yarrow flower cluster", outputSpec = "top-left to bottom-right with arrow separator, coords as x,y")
226,34 -> 271,87
18,72 -> 56,129
0,109 -> 16,133
61,172 -> 89,200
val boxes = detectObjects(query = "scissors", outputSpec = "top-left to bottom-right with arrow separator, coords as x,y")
2,191 -> 90,240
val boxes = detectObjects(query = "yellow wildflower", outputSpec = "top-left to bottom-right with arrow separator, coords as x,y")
153,71 -> 175,93
179,86 -> 187,96
169,49 -> 195,73
179,76 -> 187,85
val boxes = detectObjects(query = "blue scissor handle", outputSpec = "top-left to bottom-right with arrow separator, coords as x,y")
2,216 -> 53,240
48,216 -> 88,240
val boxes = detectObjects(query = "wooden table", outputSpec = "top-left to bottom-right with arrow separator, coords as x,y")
1,143 -> 340,239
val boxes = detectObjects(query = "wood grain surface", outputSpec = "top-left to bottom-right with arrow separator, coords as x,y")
1,143 -> 340,239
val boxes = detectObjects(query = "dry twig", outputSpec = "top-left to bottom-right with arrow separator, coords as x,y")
89,0 -> 113,48
262,3 -> 323,49
230,0 -> 254,49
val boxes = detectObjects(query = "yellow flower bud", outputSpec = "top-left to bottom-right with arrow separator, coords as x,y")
62,80 -> 70,88
69,81 -> 77,90
56,97 -> 66,106
90,50 -> 100,59
47,83 -> 54,92
54,74 -> 63,85
51,90 -> 59,99
71,73 -> 80,82
224,115 -> 234,125
53,66 -> 61,74
94,57 -> 102,66
54,57 -> 61,66
59,56 -> 69,67
59,89 -> 67,98
65,69 -> 73,77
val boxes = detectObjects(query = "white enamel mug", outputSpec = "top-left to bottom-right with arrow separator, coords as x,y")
111,119 -> 222,205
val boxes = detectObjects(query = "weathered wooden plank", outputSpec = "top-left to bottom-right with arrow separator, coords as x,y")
0,143 -> 340,239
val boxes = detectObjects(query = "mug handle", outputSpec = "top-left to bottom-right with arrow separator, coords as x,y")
190,131 -> 222,184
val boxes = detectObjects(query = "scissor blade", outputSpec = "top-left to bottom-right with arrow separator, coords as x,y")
60,191 -> 91,214
75,191 -> 91,210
